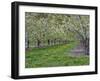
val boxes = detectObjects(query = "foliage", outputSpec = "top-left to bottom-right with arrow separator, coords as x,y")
25,13 -> 87,48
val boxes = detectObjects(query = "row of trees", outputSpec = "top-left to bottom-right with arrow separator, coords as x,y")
25,12 -> 89,54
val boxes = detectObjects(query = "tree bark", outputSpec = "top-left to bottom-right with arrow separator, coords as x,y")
48,39 -> 50,46
27,40 -> 29,48
37,40 -> 41,47
81,39 -> 89,55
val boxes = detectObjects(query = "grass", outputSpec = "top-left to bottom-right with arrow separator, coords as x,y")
25,42 -> 89,68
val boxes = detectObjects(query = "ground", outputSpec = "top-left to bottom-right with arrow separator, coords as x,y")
25,41 -> 89,68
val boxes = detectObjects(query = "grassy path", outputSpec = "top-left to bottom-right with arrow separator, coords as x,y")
25,42 -> 89,68
69,43 -> 88,57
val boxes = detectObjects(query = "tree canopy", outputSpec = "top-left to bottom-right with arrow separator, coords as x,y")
25,12 -> 89,55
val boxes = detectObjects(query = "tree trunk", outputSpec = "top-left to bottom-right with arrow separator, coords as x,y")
37,40 -> 41,47
27,40 -> 29,48
48,39 -> 50,46
58,40 -> 60,44
81,39 -> 89,55
85,38 -> 89,55
25,32 -> 29,49
54,39 -> 56,45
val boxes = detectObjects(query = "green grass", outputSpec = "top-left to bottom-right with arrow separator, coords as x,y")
25,42 -> 89,68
